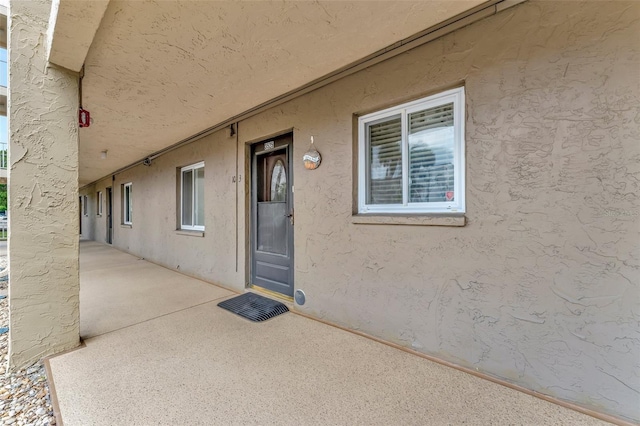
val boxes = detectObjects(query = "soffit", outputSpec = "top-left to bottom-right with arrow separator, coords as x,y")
47,0 -> 110,72
80,0 -> 486,185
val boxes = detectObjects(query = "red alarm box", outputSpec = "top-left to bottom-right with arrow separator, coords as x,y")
79,108 -> 91,128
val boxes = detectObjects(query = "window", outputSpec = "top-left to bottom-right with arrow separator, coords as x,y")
358,87 -> 465,214
97,191 -> 103,216
122,182 -> 132,225
180,162 -> 205,231
270,160 -> 286,202
83,195 -> 88,216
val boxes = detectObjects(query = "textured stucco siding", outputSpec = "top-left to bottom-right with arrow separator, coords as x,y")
81,0 -> 640,420
76,0 -> 488,184
83,132 -> 245,292
9,0 -> 80,367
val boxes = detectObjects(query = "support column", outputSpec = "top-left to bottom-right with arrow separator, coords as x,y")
8,0 -> 80,368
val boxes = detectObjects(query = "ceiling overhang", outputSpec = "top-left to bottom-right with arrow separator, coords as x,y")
47,0 -> 110,72
73,0 -> 497,185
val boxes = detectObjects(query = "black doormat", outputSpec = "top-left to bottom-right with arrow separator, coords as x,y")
218,292 -> 289,322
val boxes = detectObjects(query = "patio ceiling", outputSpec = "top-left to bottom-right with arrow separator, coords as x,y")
78,0 -> 487,185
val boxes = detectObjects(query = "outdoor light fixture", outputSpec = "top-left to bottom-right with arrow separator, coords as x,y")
303,136 -> 321,170
100,150 -> 108,159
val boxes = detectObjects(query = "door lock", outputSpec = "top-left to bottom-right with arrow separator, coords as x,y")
285,210 -> 294,225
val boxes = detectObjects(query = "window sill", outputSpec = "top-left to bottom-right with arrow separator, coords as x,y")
121,224 -> 132,229
175,230 -> 205,237
352,214 -> 465,227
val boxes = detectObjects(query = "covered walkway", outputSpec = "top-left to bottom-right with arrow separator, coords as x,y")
46,242 -> 607,425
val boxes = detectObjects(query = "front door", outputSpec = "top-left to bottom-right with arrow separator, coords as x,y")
106,187 -> 113,244
251,134 -> 294,297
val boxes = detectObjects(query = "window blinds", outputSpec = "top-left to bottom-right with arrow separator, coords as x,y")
367,116 -> 402,204
408,103 -> 455,203
366,103 -> 455,205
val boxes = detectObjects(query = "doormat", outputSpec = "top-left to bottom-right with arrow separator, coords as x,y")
218,292 -> 289,322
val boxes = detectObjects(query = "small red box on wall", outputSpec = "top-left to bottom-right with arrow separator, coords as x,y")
79,108 -> 90,128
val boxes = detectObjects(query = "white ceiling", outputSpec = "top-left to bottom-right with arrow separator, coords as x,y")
80,0 -> 487,185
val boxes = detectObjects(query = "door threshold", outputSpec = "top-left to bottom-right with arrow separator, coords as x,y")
249,284 -> 294,303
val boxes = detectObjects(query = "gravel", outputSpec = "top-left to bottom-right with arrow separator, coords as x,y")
0,255 -> 56,426
0,256 -> 7,291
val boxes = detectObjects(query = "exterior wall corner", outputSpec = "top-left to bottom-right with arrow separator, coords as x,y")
8,0 -> 80,369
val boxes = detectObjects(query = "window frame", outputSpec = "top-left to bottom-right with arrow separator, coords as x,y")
97,191 -> 103,216
357,87 -> 465,214
122,182 -> 133,225
83,195 -> 88,216
180,161 -> 205,232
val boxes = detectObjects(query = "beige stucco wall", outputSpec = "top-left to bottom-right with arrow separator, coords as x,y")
9,0 -> 80,367
81,1 -> 640,420
82,131 -> 245,292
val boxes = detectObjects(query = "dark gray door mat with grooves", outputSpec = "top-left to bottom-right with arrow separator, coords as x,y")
217,292 -> 289,322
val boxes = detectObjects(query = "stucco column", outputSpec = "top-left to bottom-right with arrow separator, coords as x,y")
8,0 -> 80,368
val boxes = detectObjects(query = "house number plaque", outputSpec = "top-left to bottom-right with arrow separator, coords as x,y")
264,141 -> 275,150
303,136 -> 321,170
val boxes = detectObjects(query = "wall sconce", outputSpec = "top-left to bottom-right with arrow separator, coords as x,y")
303,136 -> 321,170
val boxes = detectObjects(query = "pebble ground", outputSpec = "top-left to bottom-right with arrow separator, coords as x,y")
0,254 -> 56,426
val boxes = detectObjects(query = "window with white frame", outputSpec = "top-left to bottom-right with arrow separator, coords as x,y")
122,182 -> 132,225
358,87 -> 465,214
97,191 -> 103,216
180,162 -> 205,231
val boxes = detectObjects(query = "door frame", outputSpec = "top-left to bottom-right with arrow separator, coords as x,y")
78,196 -> 82,236
106,187 -> 113,244
247,131 -> 295,299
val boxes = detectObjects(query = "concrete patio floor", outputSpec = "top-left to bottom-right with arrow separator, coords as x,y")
46,241 -> 610,425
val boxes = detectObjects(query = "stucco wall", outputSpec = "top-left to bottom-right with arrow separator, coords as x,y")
9,0 -> 80,367
83,131 -> 245,291
82,1 -> 640,420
